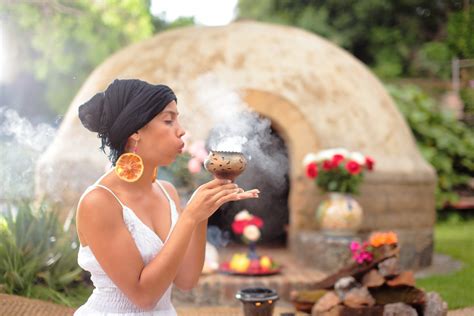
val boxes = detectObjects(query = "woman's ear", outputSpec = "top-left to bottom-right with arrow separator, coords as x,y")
129,132 -> 140,142
125,132 -> 140,151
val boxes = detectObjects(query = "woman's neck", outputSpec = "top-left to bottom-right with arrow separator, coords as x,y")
105,164 -> 159,193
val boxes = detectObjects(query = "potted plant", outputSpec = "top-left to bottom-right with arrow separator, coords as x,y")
303,148 -> 375,236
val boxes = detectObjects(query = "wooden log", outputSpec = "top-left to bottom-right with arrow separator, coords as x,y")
313,247 -> 399,289
369,285 -> 425,306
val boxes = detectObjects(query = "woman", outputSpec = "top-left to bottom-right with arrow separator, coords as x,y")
75,79 -> 259,315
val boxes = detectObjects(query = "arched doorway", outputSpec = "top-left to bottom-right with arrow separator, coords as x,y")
208,119 -> 290,245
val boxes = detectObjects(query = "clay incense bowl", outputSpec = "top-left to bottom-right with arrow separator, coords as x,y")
236,287 -> 279,316
204,151 -> 247,182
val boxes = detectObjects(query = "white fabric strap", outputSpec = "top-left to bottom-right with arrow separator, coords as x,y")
93,184 -> 125,208
155,181 -> 173,204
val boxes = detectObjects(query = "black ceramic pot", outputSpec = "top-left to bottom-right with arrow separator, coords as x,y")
236,287 -> 279,316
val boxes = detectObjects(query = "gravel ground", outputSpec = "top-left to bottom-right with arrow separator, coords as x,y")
448,307 -> 474,316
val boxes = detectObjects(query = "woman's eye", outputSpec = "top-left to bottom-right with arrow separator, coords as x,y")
165,120 -> 174,125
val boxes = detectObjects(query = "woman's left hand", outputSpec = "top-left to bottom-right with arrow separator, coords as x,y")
235,188 -> 260,200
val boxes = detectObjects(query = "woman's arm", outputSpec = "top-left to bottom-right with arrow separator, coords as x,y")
161,181 -> 259,290
161,181 -> 207,290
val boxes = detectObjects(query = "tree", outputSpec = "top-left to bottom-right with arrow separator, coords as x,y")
0,0 -> 155,116
447,2 -> 474,59
237,0 -> 466,78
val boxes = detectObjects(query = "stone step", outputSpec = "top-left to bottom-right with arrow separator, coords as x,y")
173,245 -> 327,307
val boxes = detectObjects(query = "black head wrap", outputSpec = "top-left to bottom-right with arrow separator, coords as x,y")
78,79 -> 177,164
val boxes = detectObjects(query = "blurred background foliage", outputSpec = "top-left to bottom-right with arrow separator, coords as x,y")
0,0 -> 194,122
237,0 -> 473,79
388,84 -> 474,208
0,201 -> 92,306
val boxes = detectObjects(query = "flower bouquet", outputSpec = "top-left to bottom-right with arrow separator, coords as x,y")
303,148 -> 375,236
350,231 -> 399,265
303,148 -> 374,194
219,210 -> 280,276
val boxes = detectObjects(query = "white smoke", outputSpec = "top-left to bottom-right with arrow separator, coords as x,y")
191,74 -> 289,189
0,108 -> 57,201
212,136 -> 248,152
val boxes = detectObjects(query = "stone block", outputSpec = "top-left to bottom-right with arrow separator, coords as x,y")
290,231 -> 358,273
290,228 -> 433,271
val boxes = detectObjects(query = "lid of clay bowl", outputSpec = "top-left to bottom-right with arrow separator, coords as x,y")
235,287 -> 279,302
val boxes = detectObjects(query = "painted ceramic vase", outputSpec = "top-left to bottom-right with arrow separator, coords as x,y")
316,192 -> 363,236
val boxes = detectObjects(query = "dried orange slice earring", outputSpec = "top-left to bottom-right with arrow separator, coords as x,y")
115,140 -> 144,182
152,167 -> 157,183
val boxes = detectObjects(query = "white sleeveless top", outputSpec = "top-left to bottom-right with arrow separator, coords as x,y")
74,174 -> 178,315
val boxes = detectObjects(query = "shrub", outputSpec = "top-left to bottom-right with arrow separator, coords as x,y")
0,201 -> 92,306
387,84 -> 474,209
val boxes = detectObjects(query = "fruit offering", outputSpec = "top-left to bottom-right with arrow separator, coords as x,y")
225,253 -> 279,275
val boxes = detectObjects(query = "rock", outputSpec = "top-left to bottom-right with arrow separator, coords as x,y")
362,269 -> 385,288
383,302 -> 417,315
313,305 -> 384,316
423,292 -> 448,316
334,276 -> 358,299
386,271 -> 415,287
313,291 -> 341,313
343,287 -> 375,308
378,257 -> 401,278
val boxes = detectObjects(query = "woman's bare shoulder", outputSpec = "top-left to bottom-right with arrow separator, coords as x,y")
76,187 -> 124,241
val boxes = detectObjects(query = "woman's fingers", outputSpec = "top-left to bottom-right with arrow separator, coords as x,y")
207,183 -> 239,196
236,189 -> 260,200
211,187 -> 241,204
215,188 -> 260,206
216,192 -> 240,206
204,178 -> 232,189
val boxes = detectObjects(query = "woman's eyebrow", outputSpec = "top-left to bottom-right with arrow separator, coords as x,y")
161,110 -> 179,116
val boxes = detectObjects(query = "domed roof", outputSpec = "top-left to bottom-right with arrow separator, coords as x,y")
52,21 -> 432,177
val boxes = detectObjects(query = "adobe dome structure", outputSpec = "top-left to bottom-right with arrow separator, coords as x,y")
36,21 -> 436,269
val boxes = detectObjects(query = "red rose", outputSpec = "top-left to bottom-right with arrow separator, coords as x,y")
231,220 -> 246,234
331,154 -> 345,167
345,160 -> 361,175
232,216 -> 264,234
365,156 -> 375,170
249,216 -> 264,228
322,160 -> 333,171
306,162 -> 318,178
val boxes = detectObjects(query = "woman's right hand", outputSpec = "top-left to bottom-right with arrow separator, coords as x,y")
184,179 -> 259,223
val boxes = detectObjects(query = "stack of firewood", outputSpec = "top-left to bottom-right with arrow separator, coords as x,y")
291,245 -> 447,316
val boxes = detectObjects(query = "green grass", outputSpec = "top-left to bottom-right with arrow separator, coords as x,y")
417,219 -> 474,309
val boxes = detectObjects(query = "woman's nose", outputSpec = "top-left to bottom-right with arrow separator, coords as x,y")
177,126 -> 186,138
